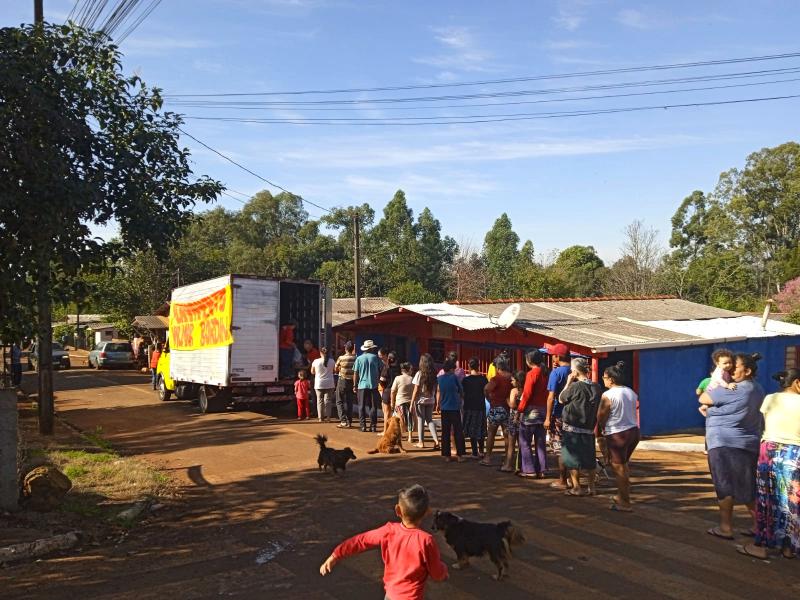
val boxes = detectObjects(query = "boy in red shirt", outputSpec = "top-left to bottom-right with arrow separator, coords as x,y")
320,484 -> 448,600
294,369 -> 310,420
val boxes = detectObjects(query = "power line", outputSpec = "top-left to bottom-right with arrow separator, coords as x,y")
170,74 -> 800,113
177,127 -> 333,214
183,93 -> 800,126
164,66 -> 800,107
164,51 -> 800,98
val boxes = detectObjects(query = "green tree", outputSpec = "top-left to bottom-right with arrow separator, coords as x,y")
0,24 -> 221,433
483,213 -> 520,298
516,240 -> 547,297
387,281 -> 441,305
365,190 -> 419,294
414,207 -> 457,296
547,245 -> 605,297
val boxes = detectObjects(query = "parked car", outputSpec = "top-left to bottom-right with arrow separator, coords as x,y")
88,341 -> 135,369
28,342 -> 71,371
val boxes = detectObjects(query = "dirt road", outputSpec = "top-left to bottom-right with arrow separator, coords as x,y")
5,369 -> 800,599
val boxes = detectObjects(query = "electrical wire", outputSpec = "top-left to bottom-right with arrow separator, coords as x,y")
177,127 -> 333,214
170,74 -> 800,113
182,93 -> 800,126
164,51 -> 800,98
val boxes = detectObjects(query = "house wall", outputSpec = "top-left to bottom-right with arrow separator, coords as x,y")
638,335 -> 800,435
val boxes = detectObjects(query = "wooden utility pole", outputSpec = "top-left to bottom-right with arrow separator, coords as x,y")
353,211 -> 361,319
34,0 -> 44,24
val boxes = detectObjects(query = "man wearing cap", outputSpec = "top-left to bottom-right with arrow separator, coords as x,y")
544,343 -> 572,490
353,340 -> 382,433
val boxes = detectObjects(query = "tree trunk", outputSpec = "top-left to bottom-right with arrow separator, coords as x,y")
0,389 -> 18,511
37,269 -> 54,435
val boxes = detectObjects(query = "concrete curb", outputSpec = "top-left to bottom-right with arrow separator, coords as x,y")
638,441 -> 705,453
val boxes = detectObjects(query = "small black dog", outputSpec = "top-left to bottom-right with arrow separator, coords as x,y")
315,434 -> 356,474
432,510 -> 525,580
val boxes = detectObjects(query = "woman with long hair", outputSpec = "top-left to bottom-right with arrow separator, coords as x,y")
379,351 -> 400,435
737,368 -> 800,560
411,353 -> 440,450
597,361 -> 640,511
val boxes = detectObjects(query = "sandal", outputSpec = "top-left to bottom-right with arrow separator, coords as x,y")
707,527 -> 734,540
736,543 -> 769,560
516,472 -> 537,479
565,488 -> 585,497
479,460 -> 493,467
433,443 -> 441,451
498,467 -> 514,473
609,503 -> 633,512
549,481 -> 569,490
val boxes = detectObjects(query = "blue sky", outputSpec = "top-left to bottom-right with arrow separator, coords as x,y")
6,1 -> 800,262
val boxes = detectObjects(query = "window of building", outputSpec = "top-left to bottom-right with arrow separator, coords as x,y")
786,345 -> 799,370
428,339 -> 445,363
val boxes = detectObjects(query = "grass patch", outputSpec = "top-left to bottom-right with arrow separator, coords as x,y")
81,427 -> 114,451
37,446 -> 175,524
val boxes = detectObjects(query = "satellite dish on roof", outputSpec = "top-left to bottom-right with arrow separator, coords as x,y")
495,303 -> 521,330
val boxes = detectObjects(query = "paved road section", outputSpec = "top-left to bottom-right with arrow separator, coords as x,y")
5,369 -> 800,599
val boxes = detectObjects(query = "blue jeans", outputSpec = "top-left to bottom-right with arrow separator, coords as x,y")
151,368 -> 158,389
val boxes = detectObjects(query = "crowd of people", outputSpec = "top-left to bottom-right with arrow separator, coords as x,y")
294,339 -> 642,511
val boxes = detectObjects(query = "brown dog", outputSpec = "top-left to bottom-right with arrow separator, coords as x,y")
368,416 -> 407,454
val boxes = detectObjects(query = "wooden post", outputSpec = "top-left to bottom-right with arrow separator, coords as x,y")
591,356 -> 599,383
353,211 -> 361,319
34,0 -> 44,24
0,389 -> 18,511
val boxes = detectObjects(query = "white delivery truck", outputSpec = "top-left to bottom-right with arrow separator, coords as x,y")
156,274 -> 329,413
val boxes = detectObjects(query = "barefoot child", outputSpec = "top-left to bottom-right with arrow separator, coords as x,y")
501,371 -> 524,473
320,484 -> 448,600
294,369 -> 310,420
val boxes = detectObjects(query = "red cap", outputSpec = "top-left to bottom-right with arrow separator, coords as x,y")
544,342 -> 569,356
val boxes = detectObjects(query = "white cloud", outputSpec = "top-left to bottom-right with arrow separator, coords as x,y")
277,134 -> 701,169
542,39 -> 600,51
415,25 -> 493,74
616,8 -> 655,30
552,0 -> 593,31
192,59 -> 225,74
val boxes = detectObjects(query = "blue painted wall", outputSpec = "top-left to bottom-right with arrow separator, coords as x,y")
638,335 -> 800,435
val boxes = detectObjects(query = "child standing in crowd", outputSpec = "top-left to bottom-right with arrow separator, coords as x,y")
295,369 -> 311,420
501,371 -> 524,473
437,359 -> 466,462
391,362 -> 415,443
462,358 -> 488,458
320,484 -> 448,600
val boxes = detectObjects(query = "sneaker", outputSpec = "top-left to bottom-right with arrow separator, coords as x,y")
337,423 -> 348,429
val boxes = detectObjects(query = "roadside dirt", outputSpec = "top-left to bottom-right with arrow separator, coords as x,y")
4,369 -> 800,599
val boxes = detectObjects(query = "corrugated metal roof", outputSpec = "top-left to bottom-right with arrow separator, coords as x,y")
402,303 -> 496,331
64,314 -> 108,325
332,297 -> 398,327
133,315 -> 169,330
635,316 -> 800,340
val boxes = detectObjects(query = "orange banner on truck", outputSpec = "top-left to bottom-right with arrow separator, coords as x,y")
168,286 -> 234,351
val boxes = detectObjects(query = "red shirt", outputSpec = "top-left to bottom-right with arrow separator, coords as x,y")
486,373 -> 513,408
306,347 -> 321,363
150,350 -> 161,369
519,365 -> 548,412
332,521 -> 448,600
294,378 -> 310,400
279,325 -> 295,349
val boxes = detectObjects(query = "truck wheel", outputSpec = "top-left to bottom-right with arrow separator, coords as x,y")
199,385 -> 230,414
158,377 -> 172,402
